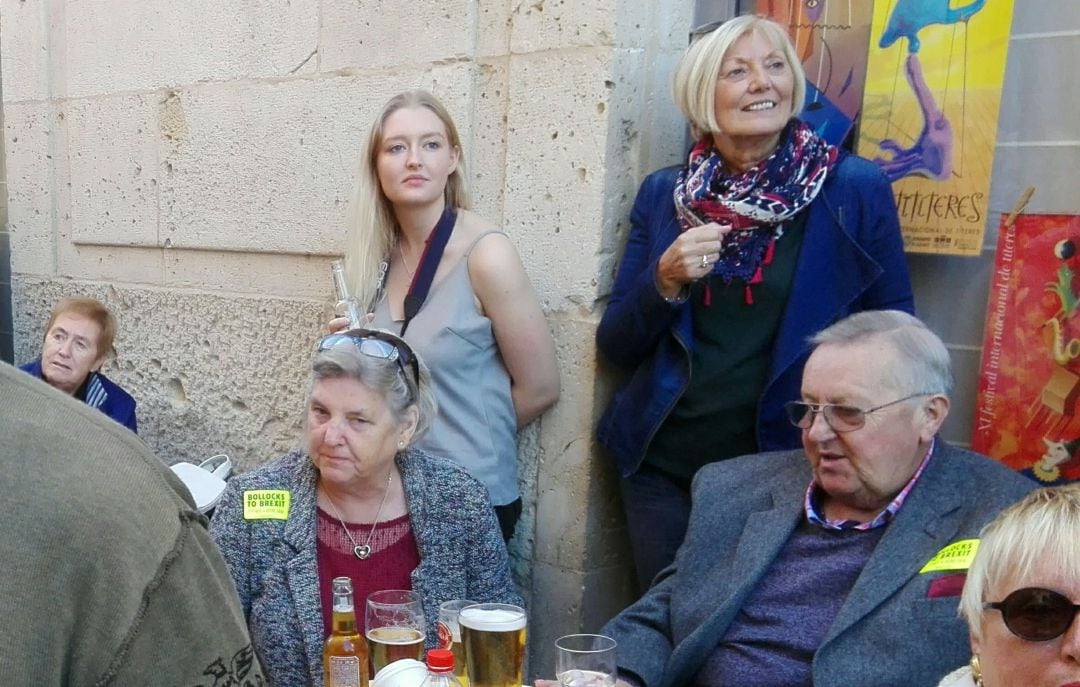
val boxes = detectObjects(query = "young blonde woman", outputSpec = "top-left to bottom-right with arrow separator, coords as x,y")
331,90 -> 559,541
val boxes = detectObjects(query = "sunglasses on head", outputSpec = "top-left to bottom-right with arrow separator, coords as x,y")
317,329 -> 420,390
984,587 -> 1080,642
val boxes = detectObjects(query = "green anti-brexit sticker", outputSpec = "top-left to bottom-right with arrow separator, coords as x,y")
920,539 -> 979,573
243,490 -> 291,520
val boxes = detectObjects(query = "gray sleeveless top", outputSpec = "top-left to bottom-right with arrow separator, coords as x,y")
371,231 -> 518,506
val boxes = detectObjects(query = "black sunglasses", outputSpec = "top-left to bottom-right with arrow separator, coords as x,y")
984,587 -> 1080,642
317,329 -> 420,390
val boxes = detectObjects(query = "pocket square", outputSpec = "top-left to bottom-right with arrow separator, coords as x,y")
926,572 -> 967,598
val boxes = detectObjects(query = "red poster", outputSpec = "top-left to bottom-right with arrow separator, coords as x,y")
973,214 -> 1080,485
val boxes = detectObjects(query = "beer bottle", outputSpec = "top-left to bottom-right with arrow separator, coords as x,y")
324,576 -> 369,687
421,649 -> 464,687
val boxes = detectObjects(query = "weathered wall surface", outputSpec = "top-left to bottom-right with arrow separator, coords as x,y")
3,0 -> 692,675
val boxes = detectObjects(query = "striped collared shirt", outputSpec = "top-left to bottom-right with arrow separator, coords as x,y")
804,438 -> 936,531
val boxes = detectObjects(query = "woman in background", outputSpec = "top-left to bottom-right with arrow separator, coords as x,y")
332,90 -> 559,542
939,484 -> 1080,686
596,15 -> 914,593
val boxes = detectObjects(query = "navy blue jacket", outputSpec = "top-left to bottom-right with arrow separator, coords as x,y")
21,359 -> 138,433
596,151 -> 914,477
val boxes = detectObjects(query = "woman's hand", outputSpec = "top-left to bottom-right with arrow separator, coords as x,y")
327,317 -> 350,334
655,222 -> 731,299
326,313 -> 374,334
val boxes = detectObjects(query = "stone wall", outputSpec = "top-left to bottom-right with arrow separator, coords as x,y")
2,0 -> 692,677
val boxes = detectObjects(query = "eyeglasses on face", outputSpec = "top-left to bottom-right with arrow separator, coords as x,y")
984,587 -> 1080,642
317,329 -> 420,391
783,393 -> 936,433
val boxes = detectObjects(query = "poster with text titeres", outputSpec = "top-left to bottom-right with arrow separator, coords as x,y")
856,0 -> 1014,256
972,215 -> 1080,485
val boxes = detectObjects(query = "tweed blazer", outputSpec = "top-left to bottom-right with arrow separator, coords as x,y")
210,448 -> 522,686
602,441 -> 1035,687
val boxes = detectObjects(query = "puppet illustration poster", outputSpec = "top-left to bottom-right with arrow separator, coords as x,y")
748,1 -> 876,147
856,0 -> 1014,255
973,215 -> 1080,485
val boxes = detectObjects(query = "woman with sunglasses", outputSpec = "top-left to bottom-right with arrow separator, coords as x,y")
596,14 -> 914,593
938,484 -> 1080,687
210,329 -> 521,686
331,90 -> 559,542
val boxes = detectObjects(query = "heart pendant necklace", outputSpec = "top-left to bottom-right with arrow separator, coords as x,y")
324,472 -> 393,560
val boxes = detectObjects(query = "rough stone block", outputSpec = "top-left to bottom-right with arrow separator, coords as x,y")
57,245 -> 165,286
509,0 -> 617,54
1,0 -> 49,103
477,0 -> 513,58
5,101 -> 56,275
320,0 -> 476,71
61,0 -> 320,98
467,59 -> 510,224
158,65 -> 474,255
66,94 -> 160,247
503,49 -> 614,310
165,250 -> 337,300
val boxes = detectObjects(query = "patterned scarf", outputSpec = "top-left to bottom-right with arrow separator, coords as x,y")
674,120 -> 837,300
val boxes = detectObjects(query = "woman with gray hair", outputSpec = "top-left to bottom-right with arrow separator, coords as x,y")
937,484 -> 1080,687
596,13 -> 913,594
210,329 -> 520,686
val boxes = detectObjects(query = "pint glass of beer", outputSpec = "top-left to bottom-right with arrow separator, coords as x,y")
365,590 -> 426,674
458,603 -> 526,687
438,599 -> 477,687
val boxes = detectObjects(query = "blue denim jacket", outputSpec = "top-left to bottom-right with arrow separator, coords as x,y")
596,150 -> 915,477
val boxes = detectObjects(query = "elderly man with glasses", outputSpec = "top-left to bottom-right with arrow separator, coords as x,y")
602,310 -> 1034,687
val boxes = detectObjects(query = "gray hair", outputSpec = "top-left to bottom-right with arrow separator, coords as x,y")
307,344 -> 437,443
810,310 -> 954,397
673,14 -> 807,141
960,484 -> 1080,640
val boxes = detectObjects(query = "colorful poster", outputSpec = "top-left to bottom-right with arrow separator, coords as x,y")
856,0 -> 1014,255
973,214 -> 1080,485
749,0 -> 877,146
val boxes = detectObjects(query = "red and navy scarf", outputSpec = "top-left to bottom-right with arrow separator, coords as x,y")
674,119 -> 836,299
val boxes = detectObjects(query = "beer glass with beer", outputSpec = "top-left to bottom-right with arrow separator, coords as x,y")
458,603 -> 526,687
555,634 -> 616,687
437,599 -> 476,687
366,590 -> 426,673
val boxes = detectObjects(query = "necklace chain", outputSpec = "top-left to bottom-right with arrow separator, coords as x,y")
323,471 -> 393,560
398,242 -> 416,280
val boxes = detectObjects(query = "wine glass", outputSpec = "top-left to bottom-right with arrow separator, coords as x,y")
555,634 -> 617,687
365,589 -> 425,673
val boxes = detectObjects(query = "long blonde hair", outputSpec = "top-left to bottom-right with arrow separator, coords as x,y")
344,90 -> 471,310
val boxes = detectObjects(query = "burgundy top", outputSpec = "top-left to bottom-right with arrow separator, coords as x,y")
316,507 -> 421,638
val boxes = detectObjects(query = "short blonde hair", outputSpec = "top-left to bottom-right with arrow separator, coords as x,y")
42,296 -> 117,360
959,484 -> 1080,640
344,90 -> 471,311
673,15 -> 806,140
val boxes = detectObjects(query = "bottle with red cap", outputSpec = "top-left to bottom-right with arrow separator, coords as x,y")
421,649 -> 463,687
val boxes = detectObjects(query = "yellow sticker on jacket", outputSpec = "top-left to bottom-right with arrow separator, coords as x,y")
243,490 -> 291,520
920,539 -> 979,573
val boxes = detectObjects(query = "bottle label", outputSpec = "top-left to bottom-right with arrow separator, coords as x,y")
328,655 -> 361,687
436,620 -> 453,649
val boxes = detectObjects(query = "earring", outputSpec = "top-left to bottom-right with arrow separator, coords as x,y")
397,440 -> 406,449
970,654 -> 983,686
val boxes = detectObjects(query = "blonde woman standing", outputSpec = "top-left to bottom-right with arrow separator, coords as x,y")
331,90 -> 559,541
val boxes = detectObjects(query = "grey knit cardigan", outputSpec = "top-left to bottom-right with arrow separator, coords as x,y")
209,448 -> 522,686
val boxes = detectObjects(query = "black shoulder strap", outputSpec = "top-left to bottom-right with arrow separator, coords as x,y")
401,205 -> 457,337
